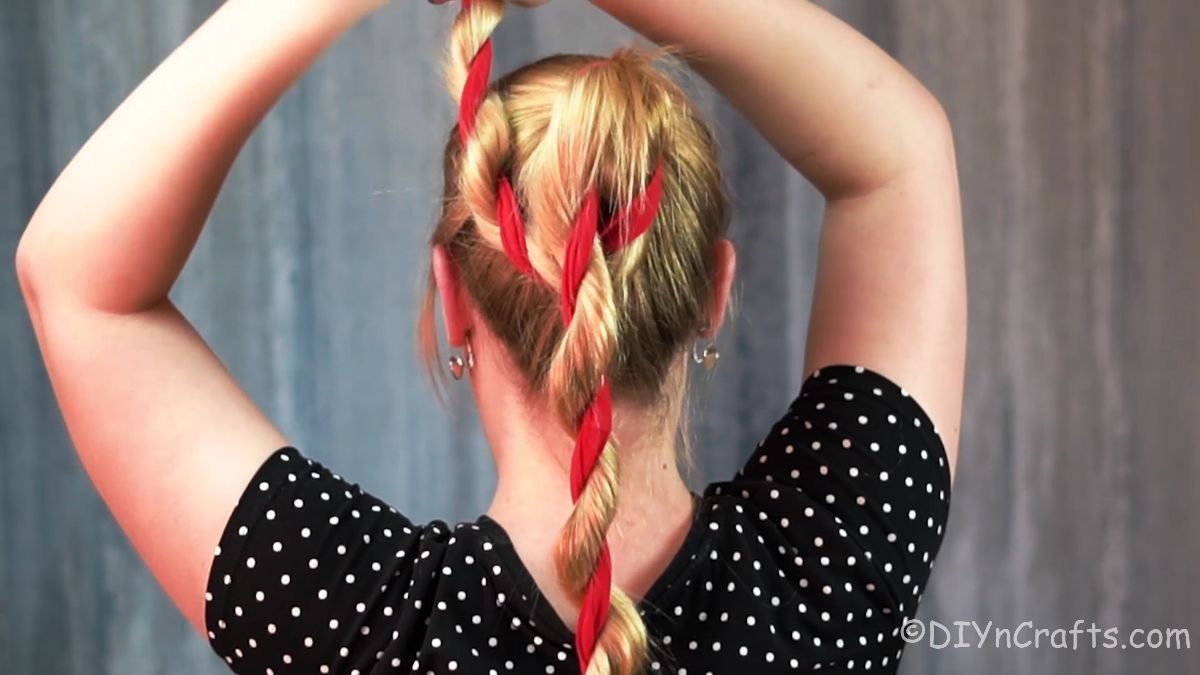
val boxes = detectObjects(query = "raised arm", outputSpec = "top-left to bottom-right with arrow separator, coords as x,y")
14,0 -> 385,636
591,0 -> 966,475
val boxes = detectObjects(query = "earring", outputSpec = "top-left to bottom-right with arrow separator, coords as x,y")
692,324 -> 720,372
448,336 -> 475,380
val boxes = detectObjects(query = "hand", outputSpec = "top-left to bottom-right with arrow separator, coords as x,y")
427,0 -> 552,6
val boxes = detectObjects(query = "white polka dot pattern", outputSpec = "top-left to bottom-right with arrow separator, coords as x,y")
204,364 -> 951,673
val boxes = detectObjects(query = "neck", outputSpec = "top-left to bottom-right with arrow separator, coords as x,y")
467,333 -> 697,602
485,408 -> 694,545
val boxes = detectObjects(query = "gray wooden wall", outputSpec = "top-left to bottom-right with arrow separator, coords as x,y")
2,0 -> 1197,673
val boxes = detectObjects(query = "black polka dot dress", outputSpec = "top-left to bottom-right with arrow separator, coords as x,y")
205,364 -> 952,673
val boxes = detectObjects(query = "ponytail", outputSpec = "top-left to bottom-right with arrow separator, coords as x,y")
424,2 -> 731,671
445,2 -> 665,672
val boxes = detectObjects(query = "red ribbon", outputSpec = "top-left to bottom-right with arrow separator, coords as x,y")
560,189 -> 601,323
559,163 -> 665,321
497,177 -> 537,277
575,545 -> 613,668
569,378 -> 614,667
599,162 -> 665,253
456,0 -> 492,146
570,378 -> 613,500
454,2 -> 665,668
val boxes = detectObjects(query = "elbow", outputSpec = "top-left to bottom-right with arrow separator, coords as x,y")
14,233 -> 40,308
887,92 -> 958,191
15,227 -> 54,313
14,233 -> 48,339
914,91 -> 957,164
822,90 -> 957,201
917,90 -> 952,137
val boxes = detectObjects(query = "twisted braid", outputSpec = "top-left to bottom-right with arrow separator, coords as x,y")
446,2 -> 666,672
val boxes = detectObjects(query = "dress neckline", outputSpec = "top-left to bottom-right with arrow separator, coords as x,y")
473,490 -> 711,645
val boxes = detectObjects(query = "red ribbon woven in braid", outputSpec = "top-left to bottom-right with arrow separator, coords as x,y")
497,177 -> 538,276
561,162 -> 665,321
457,0 -> 539,279
598,162 -> 665,254
560,188 -> 600,323
454,2 -> 665,668
569,376 -> 614,667
560,168 -> 663,667
456,0 -> 491,147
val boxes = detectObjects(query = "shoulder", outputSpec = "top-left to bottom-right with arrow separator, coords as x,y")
203,447 -> 473,670
680,364 -> 953,666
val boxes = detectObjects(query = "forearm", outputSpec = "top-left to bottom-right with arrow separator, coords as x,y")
590,0 -> 948,198
16,0 -> 382,313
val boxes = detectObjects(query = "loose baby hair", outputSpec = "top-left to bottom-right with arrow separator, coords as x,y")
416,1 -> 731,672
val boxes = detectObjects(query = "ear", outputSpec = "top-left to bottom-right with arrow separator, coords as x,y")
704,238 -> 737,337
432,243 -> 473,347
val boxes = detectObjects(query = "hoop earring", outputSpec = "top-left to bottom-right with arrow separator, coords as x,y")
692,325 -> 720,372
447,337 -> 475,380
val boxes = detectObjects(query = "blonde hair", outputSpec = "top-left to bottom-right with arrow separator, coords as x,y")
417,1 -> 730,672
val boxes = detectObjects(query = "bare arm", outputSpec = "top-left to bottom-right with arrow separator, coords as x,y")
14,0 -> 385,635
591,0 -> 966,474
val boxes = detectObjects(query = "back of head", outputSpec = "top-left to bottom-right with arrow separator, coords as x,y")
418,1 -> 730,672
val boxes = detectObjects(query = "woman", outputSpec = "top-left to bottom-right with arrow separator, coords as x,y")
15,0 -> 965,672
